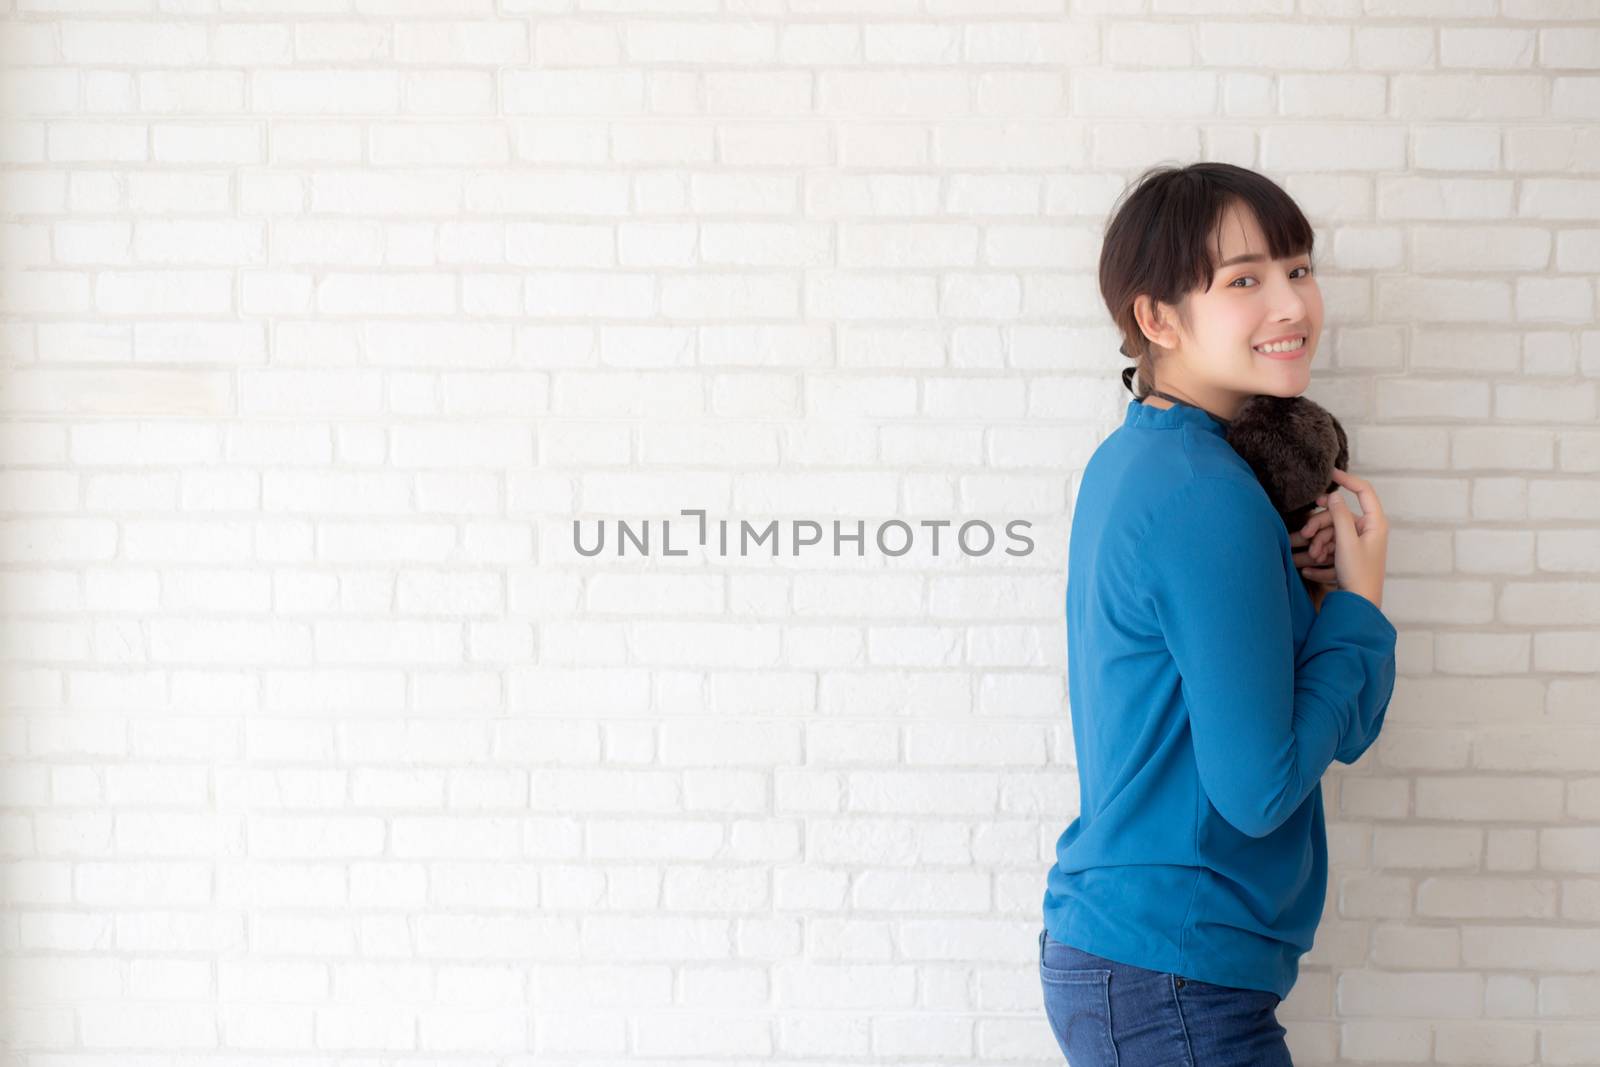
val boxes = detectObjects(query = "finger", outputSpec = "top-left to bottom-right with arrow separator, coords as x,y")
1299,565 -> 1336,584
1330,467 -> 1385,523
1325,489 -> 1358,541
1329,467 -> 1367,490
1299,511 -> 1332,538
1289,531 -> 1307,548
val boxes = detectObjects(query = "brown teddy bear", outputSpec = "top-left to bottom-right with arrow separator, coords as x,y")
1224,394 -> 1348,607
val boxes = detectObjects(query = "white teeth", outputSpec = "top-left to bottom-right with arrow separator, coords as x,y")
1254,336 -> 1305,353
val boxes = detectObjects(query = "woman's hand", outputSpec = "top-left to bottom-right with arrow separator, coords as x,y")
1291,469 -> 1389,610
1291,506 -> 1337,610
1319,468 -> 1389,610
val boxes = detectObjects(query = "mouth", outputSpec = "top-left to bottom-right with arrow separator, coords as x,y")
1252,334 -> 1307,359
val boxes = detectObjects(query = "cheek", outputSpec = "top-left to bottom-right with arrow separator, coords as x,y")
1210,301 -> 1259,341
1305,285 -> 1325,325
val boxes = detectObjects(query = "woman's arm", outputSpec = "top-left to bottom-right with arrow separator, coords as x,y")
1146,476 -> 1398,838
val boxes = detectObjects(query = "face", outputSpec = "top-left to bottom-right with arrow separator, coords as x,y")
1134,199 -> 1323,419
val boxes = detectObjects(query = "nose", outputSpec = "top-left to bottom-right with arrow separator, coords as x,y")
1267,268 -> 1313,319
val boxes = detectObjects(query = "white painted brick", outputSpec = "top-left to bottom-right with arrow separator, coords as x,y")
533,22 -> 620,65
1279,75 -> 1386,118
1523,176 -> 1600,218
1433,1021 -> 1537,1064
79,1004 -> 216,1049
1263,125 -> 1410,173
1539,828 -> 1600,872
1461,924 -> 1600,969
838,222 -> 978,268
662,271 -> 802,318
50,122 -> 146,163
252,70 -> 399,114
393,21 -> 526,65
1559,878 -> 1600,922
1379,176 -> 1516,223
1396,74 -> 1545,119
211,22 -> 291,64
61,22 -> 207,65
968,22 -> 1092,64
1542,630 -> 1600,671
1436,632 -> 1531,675
503,70 -> 645,115
1339,874 -> 1413,918
862,24 -> 960,65
1537,975 -> 1600,1017
1376,825 -> 1484,876
1371,922 -> 1460,968
1441,28 -> 1536,69
1417,876 -> 1559,919
1338,1018 -> 1432,1061
1543,1023 -> 1600,1064
1515,276 -> 1596,326
719,124 -> 832,168
1473,728 -> 1600,771
818,71 -> 971,117
1416,777 -> 1564,821
1414,124 -> 1502,171
976,71 -> 1066,115
1568,778 -> 1600,819
700,70 -> 812,117
1339,969 -> 1484,1018
1356,26 -> 1433,69
805,272 -> 934,321
1552,75 -> 1600,118
1339,776 -> 1410,819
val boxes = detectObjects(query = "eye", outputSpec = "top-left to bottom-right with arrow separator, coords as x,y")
1229,264 -> 1314,288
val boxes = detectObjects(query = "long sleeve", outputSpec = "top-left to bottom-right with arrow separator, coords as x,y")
1311,590 -> 1397,765
1144,476 -> 1398,839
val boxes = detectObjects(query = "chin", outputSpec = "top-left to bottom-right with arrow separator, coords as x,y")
1252,373 -> 1311,399
1261,358 -> 1312,389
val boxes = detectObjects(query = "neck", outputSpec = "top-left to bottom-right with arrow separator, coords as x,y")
1144,381 -> 1245,422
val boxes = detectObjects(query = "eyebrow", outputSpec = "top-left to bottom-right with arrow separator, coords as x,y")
1216,251 -> 1311,270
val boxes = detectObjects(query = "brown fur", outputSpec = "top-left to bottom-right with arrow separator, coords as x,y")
1224,394 -> 1349,537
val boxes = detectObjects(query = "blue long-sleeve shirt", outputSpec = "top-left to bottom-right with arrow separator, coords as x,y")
1042,397 -> 1398,999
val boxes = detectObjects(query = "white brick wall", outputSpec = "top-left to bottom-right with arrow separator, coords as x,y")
2,2 -> 1598,1063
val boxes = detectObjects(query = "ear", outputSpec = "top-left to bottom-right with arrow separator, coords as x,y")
1131,294 -> 1178,351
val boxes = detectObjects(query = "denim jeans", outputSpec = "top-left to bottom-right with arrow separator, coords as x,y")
1039,927 -> 1293,1066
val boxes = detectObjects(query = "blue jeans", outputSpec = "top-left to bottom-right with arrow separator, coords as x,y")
1039,927 -> 1293,1066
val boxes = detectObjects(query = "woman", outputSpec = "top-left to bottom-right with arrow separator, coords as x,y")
1039,163 -> 1396,1065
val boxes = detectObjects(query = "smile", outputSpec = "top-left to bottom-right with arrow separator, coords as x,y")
1253,335 -> 1306,359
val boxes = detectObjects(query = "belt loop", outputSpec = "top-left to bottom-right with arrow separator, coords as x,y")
1038,927 -> 1047,963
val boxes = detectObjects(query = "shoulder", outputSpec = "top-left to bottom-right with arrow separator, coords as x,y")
1149,471 -> 1287,552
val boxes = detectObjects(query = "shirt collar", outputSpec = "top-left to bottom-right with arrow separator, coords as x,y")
1123,397 -> 1229,437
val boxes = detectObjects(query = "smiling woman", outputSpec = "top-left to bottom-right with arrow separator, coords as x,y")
1040,161 -> 1399,1066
